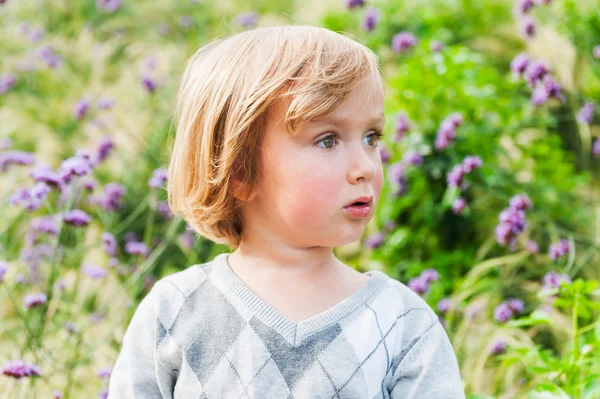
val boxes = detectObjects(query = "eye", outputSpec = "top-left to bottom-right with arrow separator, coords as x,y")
315,133 -> 339,150
365,131 -> 384,147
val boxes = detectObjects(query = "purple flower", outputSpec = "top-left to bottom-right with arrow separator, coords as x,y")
510,53 -> 530,78
364,231 -> 385,249
593,138 -> 600,157
531,85 -> 548,106
392,32 -> 418,53
388,162 -> 405,185
178,231 -> 196,251
38,45 -> 61,68
421,269 -> 439,284
96,136 -> 114,163
494,303 -> 513,323
59,155 -> 92,183
446,164 -> 465,189
437,298 -> 451,313
576,102 -> 594,124
430,41 -> 445,52
0,150 -> 35,172
0,261 -> 7,283
102,232 -> 117,256
148,168 -> 168,188
53,390 -> 63,399
593,45 -> 600,60
378,146 -> 390,164
63,209 -> 91,226
97,367 -> 112,379
408,276 -> 429,294
490,340 -> 507,355
0,73 -> 17,94
394,112 -> 411,141
524,60 -> 550,88
542,77 -> 565,103
520,16 -> 536,38
23,293 -> 47,310
141,75 -> 157,93
434,114 -> 462,151
516,0 -> 536,14
102,183 -> 125,211
509,194 -> 532,211
125,241 -> 148,256
234,11 -> 258,29
506,298 -> 524,314
31,216 -> 59,235
9,184 -> 51,211
30,164 -> 63,187
403,150 -> 423,166
549,239 -> 569,260
345,0 -> 364,9
462,156 -> 483,173
82,265 -> 107,280
452,197 -> 467,214
542,271 -> 571,290
1,360 -> 41,379
96,0 -> 121,12
72,97 -> 91,120
99,389 -> 109,399
157,201 -> 172,219
361,7 -> 379,32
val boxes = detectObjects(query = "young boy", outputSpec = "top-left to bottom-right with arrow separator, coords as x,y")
108,25 -> 465,398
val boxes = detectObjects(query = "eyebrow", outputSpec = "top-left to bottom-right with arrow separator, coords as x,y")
311,115 -> 386,127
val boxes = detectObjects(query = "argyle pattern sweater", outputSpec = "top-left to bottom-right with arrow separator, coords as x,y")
107,253 -> 465,398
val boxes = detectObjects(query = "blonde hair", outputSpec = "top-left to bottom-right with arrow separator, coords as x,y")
167,25 -> 382,250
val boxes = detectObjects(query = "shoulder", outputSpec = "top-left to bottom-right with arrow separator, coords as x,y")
142,257 -> 217,331
366,272 -> 440,356
372,273 -> 438,329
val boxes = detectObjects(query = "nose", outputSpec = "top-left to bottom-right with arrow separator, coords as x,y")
346,142 -> 378,184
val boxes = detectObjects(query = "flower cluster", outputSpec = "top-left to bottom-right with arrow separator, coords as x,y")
435,113 -> 463,150
510,53 -> 565,106
495,193 -> 532,249
575,104 -> 595,130
408,269 -> 439,295
1,360 -> 41,379
548,239 -> 569,260
392,32 -> 418,53
513,0 -> 553,39
542,271 -> 571,290
493,298 -> 524,323
446,155 -> 483,189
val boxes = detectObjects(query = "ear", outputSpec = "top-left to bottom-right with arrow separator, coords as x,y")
231,159 -> 257,202
232,179 -> 257,202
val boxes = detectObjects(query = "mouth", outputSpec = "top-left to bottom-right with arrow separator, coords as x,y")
343,195 -> 374,218
344,195 -> 374,208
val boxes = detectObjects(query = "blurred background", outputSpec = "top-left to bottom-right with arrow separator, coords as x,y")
1,0 -> 600,398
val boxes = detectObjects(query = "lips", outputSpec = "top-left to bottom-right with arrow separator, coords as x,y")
344,195 -> 373,208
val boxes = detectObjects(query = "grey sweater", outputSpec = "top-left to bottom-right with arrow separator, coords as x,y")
108,253 -> 465,398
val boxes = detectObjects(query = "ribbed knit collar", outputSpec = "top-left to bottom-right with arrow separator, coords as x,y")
212,252 -> 389,346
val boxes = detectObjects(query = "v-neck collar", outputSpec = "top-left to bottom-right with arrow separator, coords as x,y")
212,252 -> 389,346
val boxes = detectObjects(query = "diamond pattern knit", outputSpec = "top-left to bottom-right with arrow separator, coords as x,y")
108,253 -> 465,398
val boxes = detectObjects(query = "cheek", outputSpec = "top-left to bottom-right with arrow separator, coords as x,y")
282,162 -> 343,221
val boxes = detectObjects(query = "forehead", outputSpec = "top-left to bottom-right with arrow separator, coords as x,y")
310,75 -> 385,126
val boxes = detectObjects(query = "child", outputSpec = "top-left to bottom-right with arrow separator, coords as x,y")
108,25 -> 465,398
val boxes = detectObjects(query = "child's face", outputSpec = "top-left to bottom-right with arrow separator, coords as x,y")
240,74 -> 385,248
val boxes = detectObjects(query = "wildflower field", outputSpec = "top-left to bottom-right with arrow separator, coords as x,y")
1,0 -> 600,398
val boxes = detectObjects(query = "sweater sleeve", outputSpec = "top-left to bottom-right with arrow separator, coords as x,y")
389,320 -> 465,399
107,283 -> 170,399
